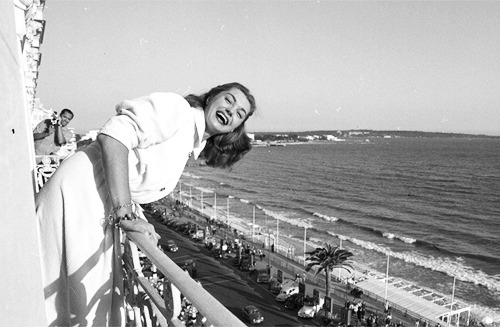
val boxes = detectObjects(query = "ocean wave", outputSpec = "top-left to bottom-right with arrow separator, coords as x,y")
313,212 -> 339,222
382,232 -> 416,244
261,208 -> 313,229
324,231 -> 500,293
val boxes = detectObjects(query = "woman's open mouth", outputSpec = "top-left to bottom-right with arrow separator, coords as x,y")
216,111 -> 228,125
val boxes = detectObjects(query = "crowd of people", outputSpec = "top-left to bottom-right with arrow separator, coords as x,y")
340,299 -> 410,327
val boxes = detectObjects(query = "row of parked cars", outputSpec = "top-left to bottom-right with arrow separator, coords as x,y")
239,276 -> 323,324
273,279 -> 324,319
147,203 -> 319,325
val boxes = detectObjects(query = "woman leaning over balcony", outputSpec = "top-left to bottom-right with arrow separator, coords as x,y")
35,82 -> 257,326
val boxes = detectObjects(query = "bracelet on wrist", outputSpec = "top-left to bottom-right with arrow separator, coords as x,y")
107,203 -> 136,227
108,212 -> 138,227
112,202 -> 134,214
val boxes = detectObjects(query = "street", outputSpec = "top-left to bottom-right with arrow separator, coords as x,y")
150,217 -> 321,327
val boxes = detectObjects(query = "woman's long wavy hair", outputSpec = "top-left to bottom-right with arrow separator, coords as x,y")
185,82 -> 257,169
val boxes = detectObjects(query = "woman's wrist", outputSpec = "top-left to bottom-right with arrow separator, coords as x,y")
112,202 -> 133,214
108,202 -> 137,227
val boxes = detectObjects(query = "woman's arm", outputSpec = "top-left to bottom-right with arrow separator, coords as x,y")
98,134 -> 160,243
98,134 -> 131,209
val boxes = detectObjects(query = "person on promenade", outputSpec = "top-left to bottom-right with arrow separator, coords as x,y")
35,82 -> 257,326
33,108 -> 74,156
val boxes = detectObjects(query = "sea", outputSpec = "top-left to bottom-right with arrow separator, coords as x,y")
178,137 -> 500,321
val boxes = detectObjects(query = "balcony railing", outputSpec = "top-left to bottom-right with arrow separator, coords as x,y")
34,155 -> 60,192
120,228 -> 247,327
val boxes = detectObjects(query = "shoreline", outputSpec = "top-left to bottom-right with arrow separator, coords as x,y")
156,194 -> 491,326
174,180 -> 500,324
153,196 -> 420,325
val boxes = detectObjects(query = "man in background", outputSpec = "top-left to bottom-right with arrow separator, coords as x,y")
33,108 -> 74,156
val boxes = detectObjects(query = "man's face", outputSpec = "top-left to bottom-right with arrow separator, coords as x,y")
59,112 -> 73,127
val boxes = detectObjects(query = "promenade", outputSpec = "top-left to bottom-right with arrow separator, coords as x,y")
148,196 -> 453,327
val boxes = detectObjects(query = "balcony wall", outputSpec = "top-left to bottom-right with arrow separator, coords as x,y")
0,1 -> 47,325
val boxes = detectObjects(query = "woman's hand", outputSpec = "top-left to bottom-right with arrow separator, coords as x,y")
119,218 -> 161,245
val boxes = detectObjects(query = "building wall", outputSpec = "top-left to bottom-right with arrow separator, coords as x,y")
0,1 -> 47,325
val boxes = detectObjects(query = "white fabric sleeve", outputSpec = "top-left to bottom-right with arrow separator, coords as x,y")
98,92 -> 191,150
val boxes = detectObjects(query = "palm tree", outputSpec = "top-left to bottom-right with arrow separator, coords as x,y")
305,244 -> 354,298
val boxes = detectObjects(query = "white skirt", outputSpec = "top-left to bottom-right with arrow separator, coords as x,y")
35,141 -> 125,326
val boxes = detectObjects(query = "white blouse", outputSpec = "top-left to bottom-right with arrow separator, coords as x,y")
99,92 -> 206,204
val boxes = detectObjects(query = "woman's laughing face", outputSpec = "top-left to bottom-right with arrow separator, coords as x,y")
204,87 -> 251,136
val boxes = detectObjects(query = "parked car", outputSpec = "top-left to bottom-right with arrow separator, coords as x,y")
284,293 -> 304,310
239,257 -> 253,271
190,229 -> 204,241
205,237 -> 217,249
165,219 -> 176,227
211,248 -> 223,259
242,305 -> 264,324
297,296 -> 324,318
268,279 -> 282,294
166,240 -> 178,252
175,222 -> 189,232
275,280 -> 299,302
254,262 -> 270,283
169,221 -> 179,229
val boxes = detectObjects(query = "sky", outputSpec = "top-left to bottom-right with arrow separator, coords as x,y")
37,1 -> 500,136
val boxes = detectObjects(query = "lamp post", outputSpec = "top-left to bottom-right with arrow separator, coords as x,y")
200,190 -> 204,216
252,206 -> 256,242
226,197 -> 230,225
303,227 -> 307,267
448,276 -> 456,327
266,214 -> 271,267
265,212 -> 268,248
276,217 -> 279,253
384,254 -> 390,303
214,192 -> 217,221
189,185 -> 192,207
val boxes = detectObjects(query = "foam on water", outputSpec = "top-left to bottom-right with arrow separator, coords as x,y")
307,236 -> 500,322
325,231 -> 500,293
382,232 -> 416,244
313,212 -> 339,222
261,208 -> 313,229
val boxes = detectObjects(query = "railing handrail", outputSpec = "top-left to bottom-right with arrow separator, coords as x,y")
125,229 -> 247,327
